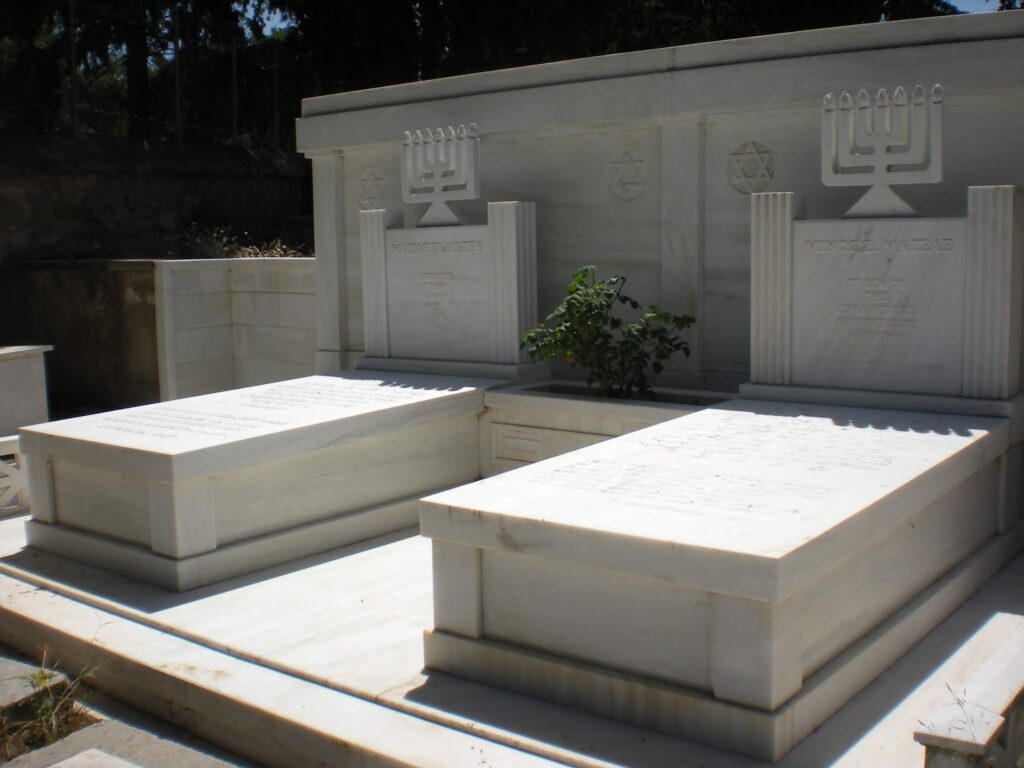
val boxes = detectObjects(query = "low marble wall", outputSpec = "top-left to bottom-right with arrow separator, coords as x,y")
155,258 -> 317,399
296,12 -> 1024,390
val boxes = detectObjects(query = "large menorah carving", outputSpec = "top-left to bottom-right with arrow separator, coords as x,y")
822,84 -> 943,217
401,124 -> 480,226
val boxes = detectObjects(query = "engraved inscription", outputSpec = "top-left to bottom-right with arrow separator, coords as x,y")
418,271 -> 455,329
524,407 -> 971,523
240,378 -> 417,411
384,225 -> 493,362
637,410 -> 945,470
390,240 -> 483,256
799,236 -> 956,347
99,409 -> 287,440
838,278 -> 917,344
95,379 -> 426,440
791,218 -> 966,395
539,461 -> 829,521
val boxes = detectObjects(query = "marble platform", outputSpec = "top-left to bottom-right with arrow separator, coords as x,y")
0,514 -> 1021,768
19,371 -> 495,590
421,399 -> 1024,760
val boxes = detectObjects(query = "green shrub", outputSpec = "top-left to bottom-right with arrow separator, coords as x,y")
522,265 -> 694,399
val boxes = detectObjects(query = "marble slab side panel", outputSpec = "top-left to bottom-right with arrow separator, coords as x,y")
232,325 -> 317,364
51,460 -> 151,547
798,457 -> 999,678
481,549 -> 713,690
0,354 -> 49,434
171,292 -> 232,330
211,411 -> 479,546
230,292 -> 317,329
791,218 -> 966,394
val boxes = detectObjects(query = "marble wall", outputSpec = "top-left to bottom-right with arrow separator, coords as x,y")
296,12 -> 1024,390
155,258 -> 317,399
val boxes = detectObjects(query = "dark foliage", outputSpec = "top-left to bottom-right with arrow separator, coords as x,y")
0,0 -> 978,148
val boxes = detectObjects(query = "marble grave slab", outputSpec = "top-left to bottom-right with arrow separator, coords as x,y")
21,372 -> 495,590
421,399 -> 1019,760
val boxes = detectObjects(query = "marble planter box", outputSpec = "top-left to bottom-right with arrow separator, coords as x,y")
421,400 -> 1022,760
20,372 -> 491,591
481,381 -> 730,476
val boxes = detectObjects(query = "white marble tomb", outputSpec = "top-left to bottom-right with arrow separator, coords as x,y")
421,399 -> 1023,760
21,372 -> 493,590
420,82 -> 1024,762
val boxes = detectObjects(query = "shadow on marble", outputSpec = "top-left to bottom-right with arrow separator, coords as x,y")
0,526 -> 418,614
740,400 -> 984,438
394,670 -> 760,767
396,556 -> 1024,768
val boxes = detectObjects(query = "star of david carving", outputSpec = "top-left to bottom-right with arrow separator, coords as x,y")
608,150 -> 646,201
358,169 -> 386,210
727,140 -> 774,194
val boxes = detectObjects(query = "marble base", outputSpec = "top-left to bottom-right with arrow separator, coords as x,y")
423,527 -> 1022,761
421,400 -> 1022,760
25,496 -> 419,592
21,372 -> 494,590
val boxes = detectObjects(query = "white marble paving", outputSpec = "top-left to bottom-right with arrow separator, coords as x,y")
0,515 -> 1022,767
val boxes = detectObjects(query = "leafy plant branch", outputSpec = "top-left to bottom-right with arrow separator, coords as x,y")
522,265 -> 694,399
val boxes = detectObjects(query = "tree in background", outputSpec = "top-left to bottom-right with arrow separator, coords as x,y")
0,0 -> 998,149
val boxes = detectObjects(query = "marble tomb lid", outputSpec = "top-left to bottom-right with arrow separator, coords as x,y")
19,372 -> 491,483
421,399 -> 1008,601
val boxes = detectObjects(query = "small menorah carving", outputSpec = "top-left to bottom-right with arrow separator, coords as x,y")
822,84 -> 943,217
401,124 -> 480,226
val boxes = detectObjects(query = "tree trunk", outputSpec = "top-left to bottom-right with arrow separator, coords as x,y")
125,2 -> 149,139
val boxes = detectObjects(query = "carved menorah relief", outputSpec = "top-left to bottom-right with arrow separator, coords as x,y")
401,123 -> 481,226
822,84 -> 943,217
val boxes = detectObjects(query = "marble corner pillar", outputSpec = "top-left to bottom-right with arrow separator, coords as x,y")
963,185 -> 1024,400
312,152 -> 347,372
750,192 -> 797,386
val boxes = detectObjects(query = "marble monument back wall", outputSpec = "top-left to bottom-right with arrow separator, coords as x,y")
296,12 -> 1024,390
